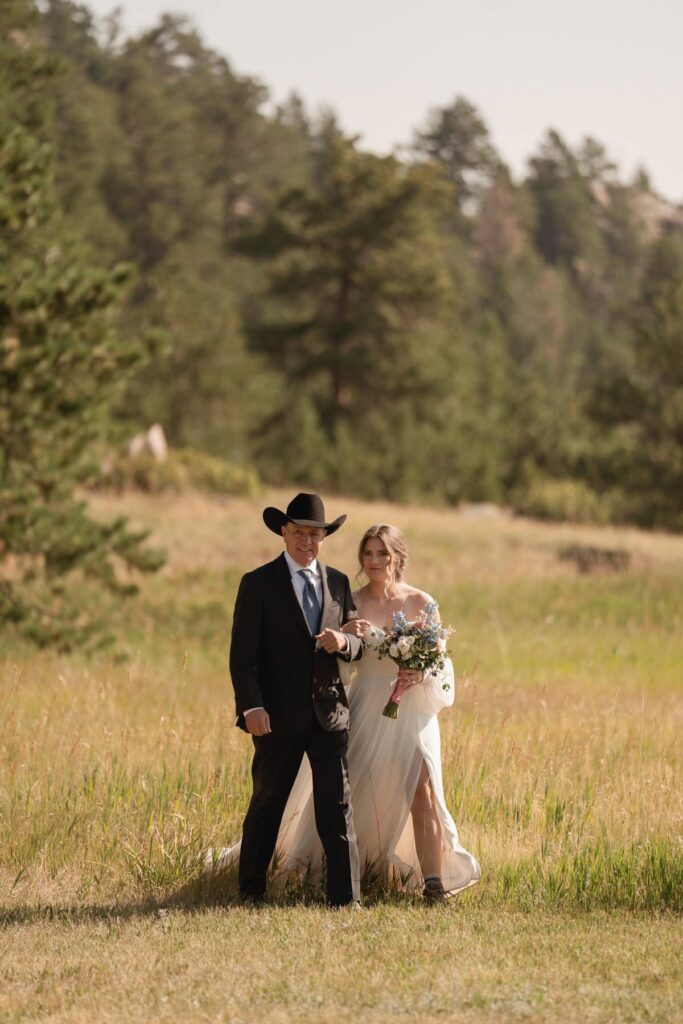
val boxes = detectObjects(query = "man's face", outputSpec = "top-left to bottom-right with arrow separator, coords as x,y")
281,523 -> 326,567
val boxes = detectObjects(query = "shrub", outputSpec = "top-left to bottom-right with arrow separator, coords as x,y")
512,476 -> 613,525
96,448 -> 261,497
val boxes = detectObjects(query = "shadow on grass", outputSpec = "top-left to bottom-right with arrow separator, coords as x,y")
0,864 -> 435,928
0,870 -> 238,928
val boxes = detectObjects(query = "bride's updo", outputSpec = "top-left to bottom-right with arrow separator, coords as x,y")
358,524 -> 409,582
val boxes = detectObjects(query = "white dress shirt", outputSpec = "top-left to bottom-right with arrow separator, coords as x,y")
242,551 -> 349,718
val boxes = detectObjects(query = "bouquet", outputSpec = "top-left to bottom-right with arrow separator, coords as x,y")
364,601 -> 453,719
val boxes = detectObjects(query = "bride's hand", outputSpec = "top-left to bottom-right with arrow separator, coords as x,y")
397,668 -> 424,688
341,618 -> 372,637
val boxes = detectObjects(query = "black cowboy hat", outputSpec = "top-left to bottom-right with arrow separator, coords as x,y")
263,492 -> 347,536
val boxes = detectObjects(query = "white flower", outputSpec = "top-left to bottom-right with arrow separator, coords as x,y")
363,624 -> 385,649
389,643 -> 400,659
437,638 -> 447,653
397,637 -> 412,657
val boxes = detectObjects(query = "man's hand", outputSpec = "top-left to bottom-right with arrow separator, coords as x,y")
244,708 -> 272,736
315,628 -> 347,654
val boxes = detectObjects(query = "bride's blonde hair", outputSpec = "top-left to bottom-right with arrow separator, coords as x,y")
358,524 -> 409,583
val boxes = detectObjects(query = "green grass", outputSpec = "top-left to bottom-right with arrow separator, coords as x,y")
1,489 -> 682,1022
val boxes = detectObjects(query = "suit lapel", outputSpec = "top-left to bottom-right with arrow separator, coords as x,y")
318,562 -> 336,636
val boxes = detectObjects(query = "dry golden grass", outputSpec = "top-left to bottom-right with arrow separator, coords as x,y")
2,488 -> 682,1022
2,907 -> 681,1024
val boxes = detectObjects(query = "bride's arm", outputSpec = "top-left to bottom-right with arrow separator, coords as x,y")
413,657 -> 456,716
341,618 -> 372,636
341,594 -> 372,637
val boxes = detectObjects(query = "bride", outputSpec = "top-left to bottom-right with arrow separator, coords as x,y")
208,524 -> 480,902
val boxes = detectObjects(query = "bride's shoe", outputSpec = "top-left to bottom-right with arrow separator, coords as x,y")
422,877 -> 447,904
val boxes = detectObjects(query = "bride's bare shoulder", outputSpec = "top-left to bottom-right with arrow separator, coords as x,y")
402,585 -> 436,612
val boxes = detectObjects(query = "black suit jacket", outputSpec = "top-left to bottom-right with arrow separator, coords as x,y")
229,553 -> 363,734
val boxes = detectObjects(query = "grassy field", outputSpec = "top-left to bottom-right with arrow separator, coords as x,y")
1,489 -> 682,1023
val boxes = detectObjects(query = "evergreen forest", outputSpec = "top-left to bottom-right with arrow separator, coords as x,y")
2,0 -> 683,645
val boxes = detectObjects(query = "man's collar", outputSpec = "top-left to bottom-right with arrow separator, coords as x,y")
284,550 -> 320,577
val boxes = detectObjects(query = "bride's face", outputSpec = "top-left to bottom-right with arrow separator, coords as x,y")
362,536 -> 396,585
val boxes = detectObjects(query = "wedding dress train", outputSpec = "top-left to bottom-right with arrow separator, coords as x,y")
208,649 -> 480,895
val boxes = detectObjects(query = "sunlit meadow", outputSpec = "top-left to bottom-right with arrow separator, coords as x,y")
1,490 -> 681,1023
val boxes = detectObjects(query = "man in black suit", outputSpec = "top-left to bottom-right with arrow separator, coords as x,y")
230,493 -> 363,907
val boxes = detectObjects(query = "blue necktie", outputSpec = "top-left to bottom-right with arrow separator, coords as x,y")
298,569 -> 321,636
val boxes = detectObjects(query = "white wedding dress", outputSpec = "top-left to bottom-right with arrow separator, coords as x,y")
209,649 -> 481,896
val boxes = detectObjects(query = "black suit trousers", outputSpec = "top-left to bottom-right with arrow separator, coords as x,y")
239,719 -> 360,906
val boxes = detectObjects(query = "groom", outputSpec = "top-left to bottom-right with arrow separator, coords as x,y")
230,493 -> 363,906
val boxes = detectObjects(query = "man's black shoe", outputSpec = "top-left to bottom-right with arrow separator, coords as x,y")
239,892 -> 265,908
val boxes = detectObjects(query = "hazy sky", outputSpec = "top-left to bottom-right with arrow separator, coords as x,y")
85,0 -> 682,201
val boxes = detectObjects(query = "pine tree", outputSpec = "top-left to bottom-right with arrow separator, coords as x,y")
0,2 -> 164,649
590,233 -> 683,529
235,133 -> 455,499
413,96 -> 499,212
526,131 -> 604,276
